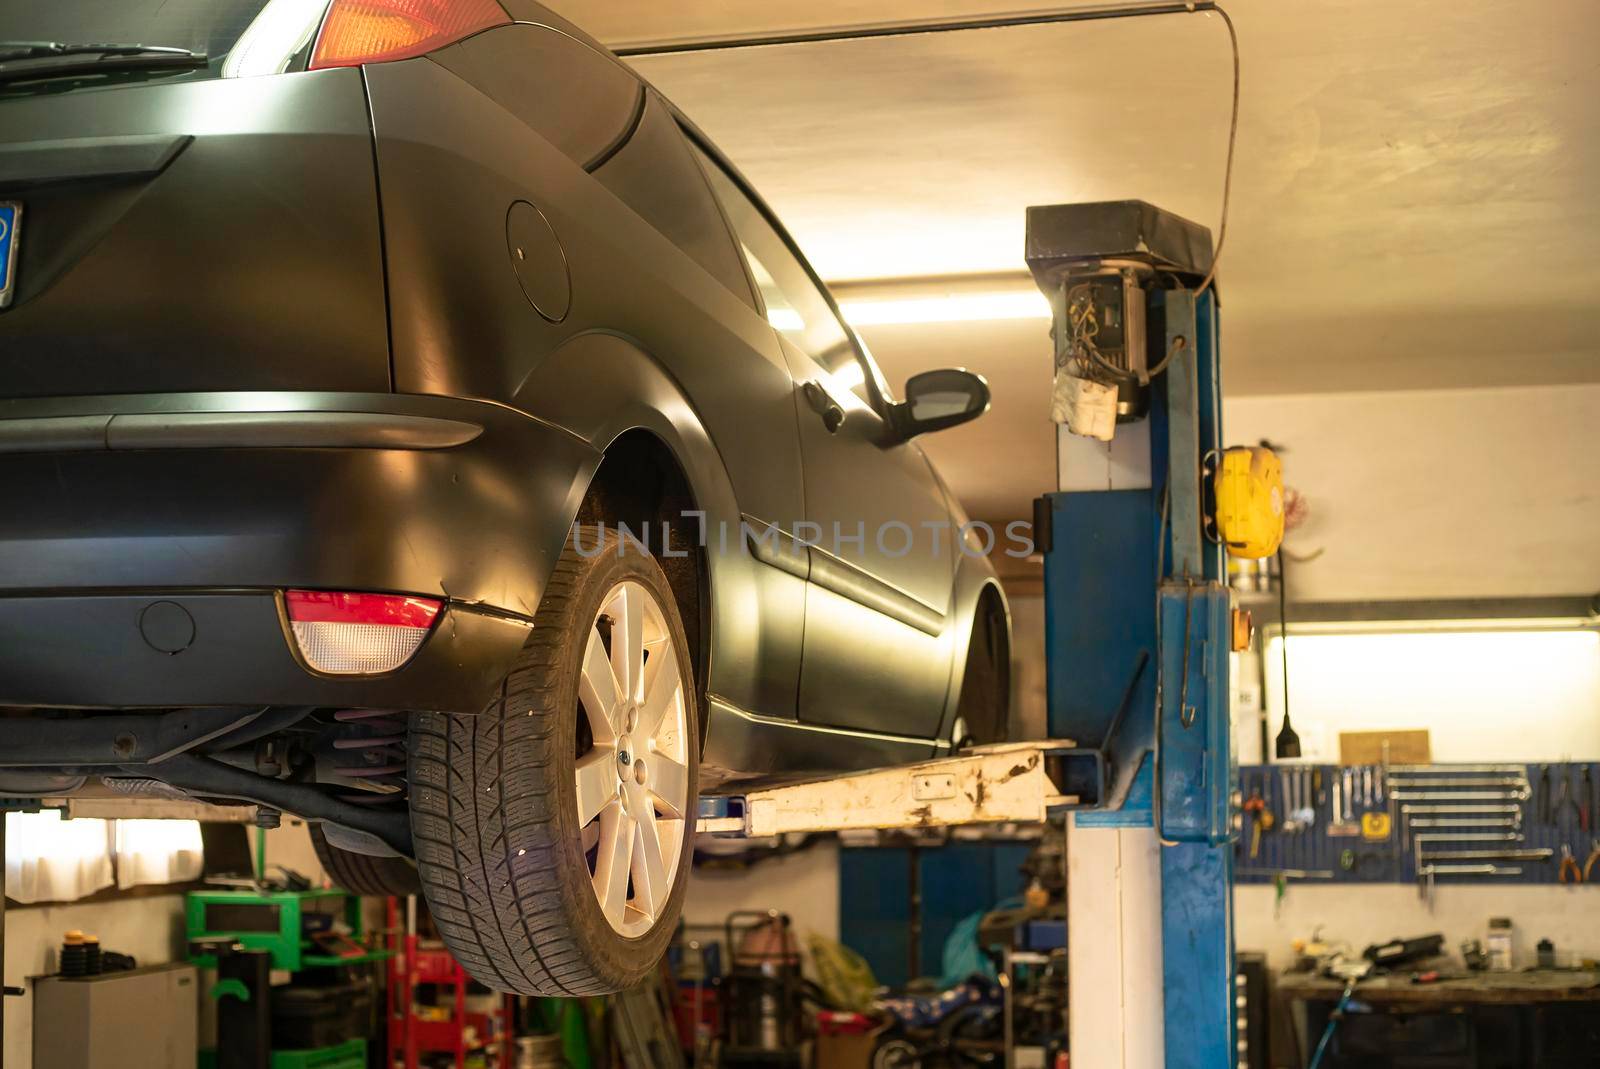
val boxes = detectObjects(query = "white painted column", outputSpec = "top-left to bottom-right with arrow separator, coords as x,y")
1059,426 -> 1167,1068
1067,820 -> 1165,1067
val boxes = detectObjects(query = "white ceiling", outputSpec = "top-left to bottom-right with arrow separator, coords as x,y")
548,0 -> 1600,523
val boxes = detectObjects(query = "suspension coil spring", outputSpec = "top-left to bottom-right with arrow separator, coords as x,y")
331,709 -> 408,799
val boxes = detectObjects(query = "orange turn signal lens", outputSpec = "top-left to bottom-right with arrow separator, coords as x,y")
310,0 -> 509,71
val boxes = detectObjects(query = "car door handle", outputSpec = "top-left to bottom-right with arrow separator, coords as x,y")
802,380 -> 845,433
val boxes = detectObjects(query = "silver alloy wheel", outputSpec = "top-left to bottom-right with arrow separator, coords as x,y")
575,579 -> 691,938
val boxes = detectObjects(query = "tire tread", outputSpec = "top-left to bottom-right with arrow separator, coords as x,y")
407,528 -> 692,995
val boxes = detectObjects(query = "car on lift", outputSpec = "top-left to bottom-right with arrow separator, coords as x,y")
0,0 -> 1011,994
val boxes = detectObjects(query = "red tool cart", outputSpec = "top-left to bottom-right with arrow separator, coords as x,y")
385,897 -> 514,1069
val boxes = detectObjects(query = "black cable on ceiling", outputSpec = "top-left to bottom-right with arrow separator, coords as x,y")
615,2 -> 1217,57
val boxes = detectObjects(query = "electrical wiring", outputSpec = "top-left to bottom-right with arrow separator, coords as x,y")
1194,5 -> 1240,298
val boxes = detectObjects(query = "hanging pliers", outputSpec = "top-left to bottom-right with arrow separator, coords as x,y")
1558,844 -> 1583,884
1580,765 -> 1594,832
1585,840 -> 1600,883
1554,767 -> 1581,828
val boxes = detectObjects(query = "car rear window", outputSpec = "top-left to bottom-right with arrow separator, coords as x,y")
4,0 -> 274,64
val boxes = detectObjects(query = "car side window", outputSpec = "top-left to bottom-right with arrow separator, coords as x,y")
430,24 -> 642,170
591,94 -> 758,310
689,143 -> 883,407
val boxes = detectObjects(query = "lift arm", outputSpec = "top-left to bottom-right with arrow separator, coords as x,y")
699,742 -> 1079,838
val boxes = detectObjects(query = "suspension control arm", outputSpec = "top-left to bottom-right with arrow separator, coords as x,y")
136,754 -> 411,856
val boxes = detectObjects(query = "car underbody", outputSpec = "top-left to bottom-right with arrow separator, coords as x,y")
0,707 -> 414,857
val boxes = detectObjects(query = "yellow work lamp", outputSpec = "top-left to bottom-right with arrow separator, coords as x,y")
1211,446 -> 1284,559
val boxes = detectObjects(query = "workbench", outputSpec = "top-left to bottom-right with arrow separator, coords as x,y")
1275,968 -> 1600,1068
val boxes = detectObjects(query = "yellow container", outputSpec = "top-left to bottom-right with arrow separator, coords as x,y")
1213,447 -> 1284,559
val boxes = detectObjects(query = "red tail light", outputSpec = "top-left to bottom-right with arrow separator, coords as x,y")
284,590 -> 442,674
309,0 -> 509,71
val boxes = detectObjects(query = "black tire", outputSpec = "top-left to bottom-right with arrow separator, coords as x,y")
954,589 -> 1010,747
308,823 -> 421,897
872,1037 -> 921,1069
407,525 -> 699,995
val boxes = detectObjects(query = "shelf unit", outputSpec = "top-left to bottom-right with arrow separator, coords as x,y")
385,898 -> 513,1069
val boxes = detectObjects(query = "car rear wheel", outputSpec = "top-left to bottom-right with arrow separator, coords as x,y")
309,823 -> 421,897
953,590 -> 1010,748
407,525 -> 698,995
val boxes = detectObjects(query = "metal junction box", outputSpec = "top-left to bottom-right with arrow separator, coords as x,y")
32,963 -> 198,1069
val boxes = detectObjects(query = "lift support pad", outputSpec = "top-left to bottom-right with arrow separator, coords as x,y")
698,741 -> 1079,838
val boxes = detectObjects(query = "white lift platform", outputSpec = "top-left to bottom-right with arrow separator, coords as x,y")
697,741 -> 1079,838
28,746 -> 1081,837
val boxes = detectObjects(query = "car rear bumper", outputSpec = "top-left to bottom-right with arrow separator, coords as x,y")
0,592 -> 531,712
0,391 -> 602,711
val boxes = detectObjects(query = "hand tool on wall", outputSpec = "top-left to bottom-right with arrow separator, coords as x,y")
1426,864 -> 1523,877
1554,767 -> 1581,828
1413,832 -> 1523,874
1329,768 -> 1360,837
1417,864 -> 1524,908
1590,765 -> 1598,833
1400,803 -> 1523,853
1558,844 -> 1582,884
1412,832 -> 1522,849
1408,817 -> 1520,830
1390,764 -> 1527,775
1538,765 -> 1552,825
1390,789 -> 1531,802
1339,849 -> 1388,878
1580,766 -> 1593,832
1244,789 -> 1270,859
1414,832 -> 1523,883
1314,768 -> 1325,807
1385,777 -> 1529,789
1257,791 -> 1275,851
1288,767 -> 1310,833
1420,848 -> 1551,863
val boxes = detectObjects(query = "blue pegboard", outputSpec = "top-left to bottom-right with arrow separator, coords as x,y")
1234,762 -> 1599,887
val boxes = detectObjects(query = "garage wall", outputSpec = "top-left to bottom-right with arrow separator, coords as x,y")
1246,629 -> 1600,764
4,894 -> 189,1068
1223,384 -> 1600,974
1223,383 -> 1600,603
2,821 -> 330,1068
262,820 -> 330,886
1235,883 -> 1600,973
684,840 -> 842,947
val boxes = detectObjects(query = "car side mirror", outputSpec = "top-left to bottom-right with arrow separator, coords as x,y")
891,368 -> 991,439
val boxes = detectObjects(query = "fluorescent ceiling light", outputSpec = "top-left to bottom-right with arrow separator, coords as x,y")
839,291 -> 1050,327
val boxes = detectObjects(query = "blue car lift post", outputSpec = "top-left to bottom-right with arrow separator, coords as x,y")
1027,201 -> 1239,1068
